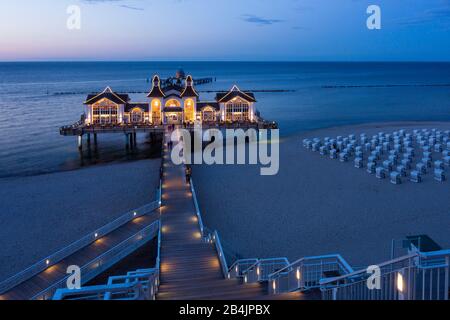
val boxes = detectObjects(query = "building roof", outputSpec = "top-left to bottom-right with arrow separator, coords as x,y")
147,75 -> 166,98
215,85 -> 256,103
180,75 -> 199,98
125,103 -> 149,113
197,102 -> 220,111
85,87 -> 130,105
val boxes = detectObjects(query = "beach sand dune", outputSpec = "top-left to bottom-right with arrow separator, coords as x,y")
0,159 -> 160,282
192,122 -> 450,267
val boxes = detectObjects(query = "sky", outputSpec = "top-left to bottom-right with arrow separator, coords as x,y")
0,0 -> 449,61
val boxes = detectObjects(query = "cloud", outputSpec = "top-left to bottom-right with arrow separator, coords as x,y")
81,0 -> 145,11
119,4 -> 144,11
395,4 -> 450,26
241,14 -> 284,26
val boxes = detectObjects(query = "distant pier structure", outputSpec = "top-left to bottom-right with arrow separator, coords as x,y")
60,71 -> 276,150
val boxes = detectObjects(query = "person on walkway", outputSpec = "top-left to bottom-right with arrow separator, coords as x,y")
185,165 -> 192,184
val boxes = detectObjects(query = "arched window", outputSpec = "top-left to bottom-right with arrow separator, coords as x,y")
131,108 -> 144,123
202,106 -> 215,122
151,99 -> 161,124
184,99 -> 195,122
165,99 -> 181,107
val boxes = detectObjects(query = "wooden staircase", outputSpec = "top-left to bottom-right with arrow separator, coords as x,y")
156,134 -> 308,300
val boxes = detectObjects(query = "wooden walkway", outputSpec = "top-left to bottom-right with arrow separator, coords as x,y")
157,132 -> 309,300
0,212 -> 159,300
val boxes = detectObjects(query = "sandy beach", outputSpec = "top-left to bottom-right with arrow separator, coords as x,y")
0,159 -> 161,282
192,121 -> 450,267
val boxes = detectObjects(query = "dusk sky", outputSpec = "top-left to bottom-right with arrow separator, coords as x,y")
0,0 -> 449,61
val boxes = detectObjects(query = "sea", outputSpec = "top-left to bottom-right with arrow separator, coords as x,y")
1,61 -> 450,178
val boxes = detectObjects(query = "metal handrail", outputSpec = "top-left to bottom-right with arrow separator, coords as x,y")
269,254 -> 354,280
0,195 -> 161,295
266,254 -> 354,294
320,250 -> 450,300
189,178 -> 205,236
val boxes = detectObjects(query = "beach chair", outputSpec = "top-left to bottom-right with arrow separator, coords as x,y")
302,139 -> 310,147
367,162 -> 376,174
429,137 -> 436,146
394,144 -> 403,153
306,141 -> 313,150
375,146 -> 383,154
443,150 -> 450,158
434,160 -> 444,170
355,146 -> 362,153
364,143 -> 372,152
444,156 -> 450,166
423,151 -> 432,160
404,140 -> 412,148
401,159 -> 411,169
388,155 -> 398,165
422,158 -> 432,168
390,172 -> 402,185
403,153 -> 413,161
447,142 -> 450,150
410,171 -> 422,183
383,160 -> 393,172
376,167 -> 386,179
416,163 -> 427,174
319,146 -> 328,155
389,150 -> 399,156
405,147 -> 414,156
312,143 -> 320,152
434,169 -> 445,182
397,165 -> 407,177
385,134 -> 392,142
355,151 -> 363,158
371,150 -> 380,160
368,156 -> 377,164
339,153 -> 349,162
354,157 -> 364,169
383,142 -> 390,152
422,146 -> 431,153
330,149 -> 338,159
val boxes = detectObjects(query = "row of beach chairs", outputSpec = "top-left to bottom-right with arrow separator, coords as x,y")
303,128 -> 450,184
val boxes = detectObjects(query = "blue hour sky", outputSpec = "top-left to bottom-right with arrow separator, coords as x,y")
0,0 -> 449,61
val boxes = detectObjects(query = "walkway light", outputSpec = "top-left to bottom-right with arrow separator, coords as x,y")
397,272 -> 404,293
256,267 -> 260,276
94,233 -> 98,238
134,212 -> 137,217
296,268 -> 301,281
272,280 -> 276,292
244,275 -> 248,283
46,260 -> 50,266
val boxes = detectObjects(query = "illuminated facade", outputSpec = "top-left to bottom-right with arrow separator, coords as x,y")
83,75 -> 258,125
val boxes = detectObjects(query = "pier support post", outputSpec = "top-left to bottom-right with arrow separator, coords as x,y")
93,133 -> 97,145
78,135 -> 83,150
133,132 -> 137,146
87,134 -> 91,146
125,133 -> 130,149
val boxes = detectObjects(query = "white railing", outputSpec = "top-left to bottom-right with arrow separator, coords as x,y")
53,222 -> 162,301
242,258 -> 290,284
267,254 -> 354,295
35,221 -> 159,300
0,186 -> 161,296
189,178 -> 205,236
320,250 -> 450,300
190,178 -> 232,279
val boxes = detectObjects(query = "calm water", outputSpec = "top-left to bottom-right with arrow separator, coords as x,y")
1,62 -> 450,178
